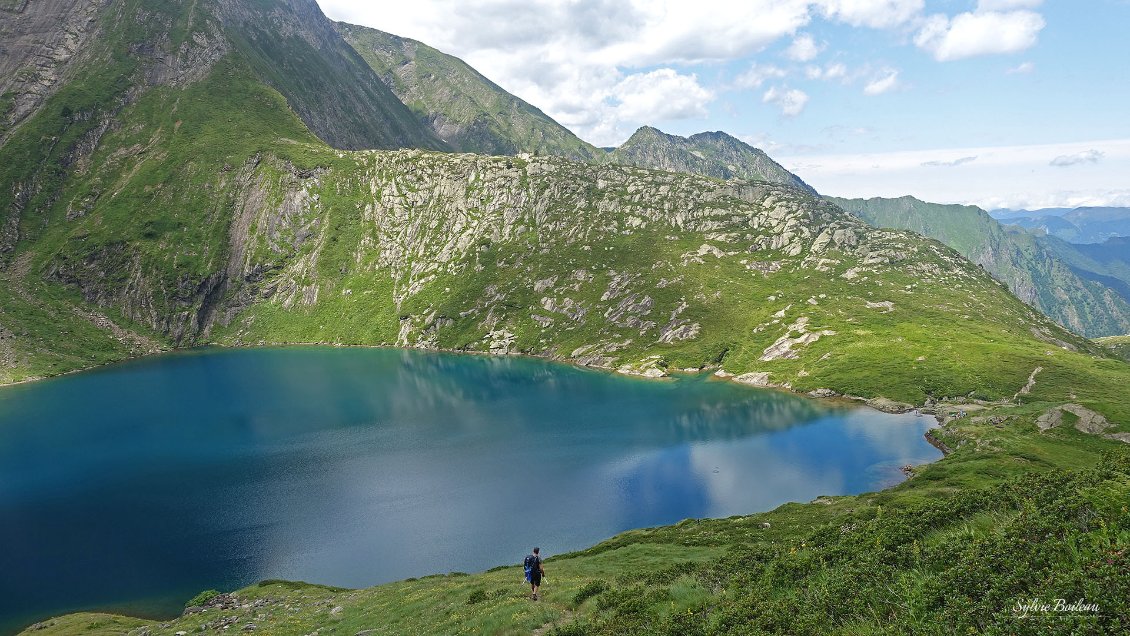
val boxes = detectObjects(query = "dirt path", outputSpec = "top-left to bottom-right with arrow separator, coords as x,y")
1013,366 -> 1042,401
532,608 -> 575,635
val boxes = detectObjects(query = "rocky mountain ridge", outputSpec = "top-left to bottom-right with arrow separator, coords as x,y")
605,126 -> 817,194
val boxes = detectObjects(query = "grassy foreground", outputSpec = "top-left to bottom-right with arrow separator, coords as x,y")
18,395 -> 1129,636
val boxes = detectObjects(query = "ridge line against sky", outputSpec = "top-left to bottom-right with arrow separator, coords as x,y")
316,0 -> 1130,210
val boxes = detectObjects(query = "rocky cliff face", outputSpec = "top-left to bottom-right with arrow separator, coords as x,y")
0,0 -> 109,141
605,127 -> 816,194
830,195 -> 1130,338
336,22 -> 598,160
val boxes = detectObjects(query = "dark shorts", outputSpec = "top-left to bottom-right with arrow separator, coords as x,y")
530,571 -> 542,585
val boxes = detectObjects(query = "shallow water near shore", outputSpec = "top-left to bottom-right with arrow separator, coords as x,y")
0,347 -> 941,633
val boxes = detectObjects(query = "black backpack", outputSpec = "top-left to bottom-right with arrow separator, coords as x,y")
523,554 -> 539,579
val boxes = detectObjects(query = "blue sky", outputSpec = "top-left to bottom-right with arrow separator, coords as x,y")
317,1 -> 1130,209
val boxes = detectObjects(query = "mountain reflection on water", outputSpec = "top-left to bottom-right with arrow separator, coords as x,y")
0,347 -> 940,633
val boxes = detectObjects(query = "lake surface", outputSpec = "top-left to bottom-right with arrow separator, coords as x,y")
0,347 -> 940,633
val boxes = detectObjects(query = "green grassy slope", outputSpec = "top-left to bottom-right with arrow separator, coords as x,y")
829,195 -> 1130,338
337,22 -> 598,160
606,126 -> 816,193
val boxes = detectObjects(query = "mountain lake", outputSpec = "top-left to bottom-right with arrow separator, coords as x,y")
0,347 -> 942,633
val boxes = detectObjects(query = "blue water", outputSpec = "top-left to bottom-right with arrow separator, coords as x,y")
0,347 -> 940,633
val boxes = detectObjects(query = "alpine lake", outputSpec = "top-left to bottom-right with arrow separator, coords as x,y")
0,347 -> 942,633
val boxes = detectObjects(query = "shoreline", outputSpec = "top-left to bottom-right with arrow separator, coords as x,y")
0,340 -> 946,419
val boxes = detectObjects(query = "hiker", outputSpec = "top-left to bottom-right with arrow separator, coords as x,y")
523,547 -> 545,600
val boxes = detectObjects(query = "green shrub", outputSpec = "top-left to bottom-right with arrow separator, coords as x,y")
185,589 -> 219,608
572,579 -> 610,607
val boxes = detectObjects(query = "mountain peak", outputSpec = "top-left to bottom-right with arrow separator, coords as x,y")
609,126 -> 815,193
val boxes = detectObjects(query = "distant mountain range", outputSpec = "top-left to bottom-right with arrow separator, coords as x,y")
990,207 -> 1130,244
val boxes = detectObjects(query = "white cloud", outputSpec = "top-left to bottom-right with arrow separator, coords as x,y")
1006,61 -> 1035,74
863,69 -> 899,95
1049,149 -> 1104,167
779,139 -> 1130,210
612,69 -> 714,121
317,0 -> 825,145
815,0 -> 925,28
786,33 -> 823,61
763,86 -> 810,117
736,63 -> 788,89
915,10 -> 1046,61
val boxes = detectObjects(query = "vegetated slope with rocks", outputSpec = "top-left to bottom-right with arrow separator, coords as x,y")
830,195 -> 1130,338
1097,335 -> 1130,361
605,126 -> 817,194
337,22 -> 599,160
0,0 -> 1124,414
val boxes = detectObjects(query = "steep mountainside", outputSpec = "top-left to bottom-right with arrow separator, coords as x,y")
336,22 -> 598,160
0,0 -> 110,143
214,0 -> 444,151
830,195 -> 1130,338
606,126 -> 817,193
0,0 -> 442,152
1038,235 -> 1130,305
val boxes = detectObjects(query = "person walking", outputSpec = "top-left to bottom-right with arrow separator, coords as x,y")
523,547 -> 545,600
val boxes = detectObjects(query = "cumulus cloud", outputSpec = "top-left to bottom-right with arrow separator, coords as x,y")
786,33 -> 823,61
863,69 -> 899,95
314,0 -> 1041,144
612,69 -> 713,121
915,10 -> 1046,61
763,86 -> 810,117
1049,150 -> 1104,167
1006,61 -> 1035,74
921,156 -> 977,167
